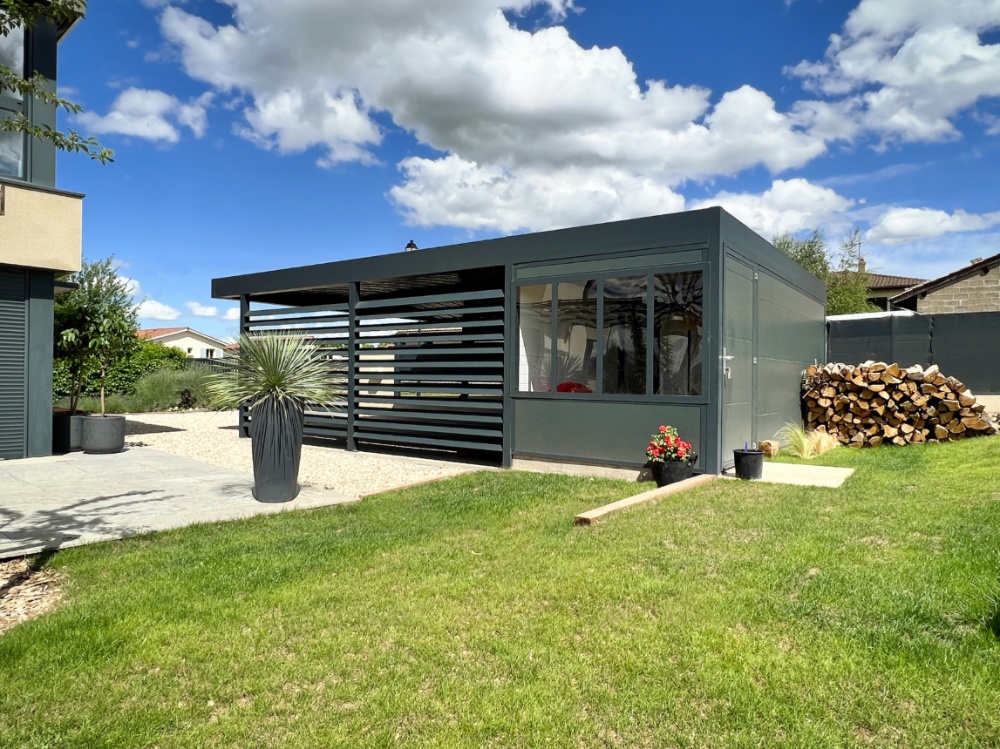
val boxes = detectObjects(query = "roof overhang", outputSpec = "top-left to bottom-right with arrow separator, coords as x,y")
890,251 -> 1000,307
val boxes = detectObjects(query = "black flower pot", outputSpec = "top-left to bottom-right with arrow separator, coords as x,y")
81,415 -> 126,454
250,397 -> 305,503
649,460 -> 693,487
733,449 -> 764,480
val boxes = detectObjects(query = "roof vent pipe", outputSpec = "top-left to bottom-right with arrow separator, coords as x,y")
405,240 -> 418,252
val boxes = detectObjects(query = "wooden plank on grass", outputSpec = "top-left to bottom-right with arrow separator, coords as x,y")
574,474 -> 717,526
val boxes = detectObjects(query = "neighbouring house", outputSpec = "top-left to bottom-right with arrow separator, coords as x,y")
137,327 -> 229,359
861,267 -> 926,311
890,252 -> 1000,313
212,207 -> 826,474
0,13 -> 85,459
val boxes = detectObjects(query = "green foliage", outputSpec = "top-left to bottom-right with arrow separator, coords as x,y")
54,258 -> 139,413
0,1 -> 113,164
773,229 -> 830,279
56,365 -> 214,413
132,365 -> 212,412
53,340 -> 189,401
206,334 -> 345,411
773,227 -> 879,316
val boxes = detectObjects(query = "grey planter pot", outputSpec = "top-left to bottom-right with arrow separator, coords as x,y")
250,398 -> 304,502
53,412 -> 88,453
81,415 -> 127,454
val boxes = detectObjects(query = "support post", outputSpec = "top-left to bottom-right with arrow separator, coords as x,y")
347,282 -> 358,451
238,294 -> 250,438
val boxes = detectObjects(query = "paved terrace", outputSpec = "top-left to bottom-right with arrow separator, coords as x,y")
0,449 -> 358,559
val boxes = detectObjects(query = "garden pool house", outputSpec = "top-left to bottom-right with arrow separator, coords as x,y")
212,208 -> 825,475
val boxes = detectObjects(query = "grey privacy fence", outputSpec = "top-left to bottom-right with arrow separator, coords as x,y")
827,311 -> 1000,394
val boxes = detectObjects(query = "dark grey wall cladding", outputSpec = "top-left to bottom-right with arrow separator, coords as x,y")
828,312 -> 1000,394
928,313 -> 1000,393
513,399 -> 703,469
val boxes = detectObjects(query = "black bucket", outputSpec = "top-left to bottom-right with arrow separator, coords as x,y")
733,449 -> 764,480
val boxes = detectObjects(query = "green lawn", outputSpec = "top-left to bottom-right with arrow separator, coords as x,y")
2,440 -> 1000,748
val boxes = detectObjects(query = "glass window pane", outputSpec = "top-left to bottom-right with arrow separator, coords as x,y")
555,279 -> 597,393
0,124 -> 22,177
0,27 -> 25,101
517,284 -> 553,393
654,271 -> 704,395
602,276 -> 647,395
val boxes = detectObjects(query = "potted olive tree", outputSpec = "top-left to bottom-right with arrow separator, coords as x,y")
55,258 -> 138,454
207,334 -> 343,502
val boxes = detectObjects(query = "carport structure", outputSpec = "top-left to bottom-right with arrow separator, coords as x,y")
212,207 -> 826,475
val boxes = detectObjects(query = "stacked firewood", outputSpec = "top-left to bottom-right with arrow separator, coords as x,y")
802,361 -> 997,447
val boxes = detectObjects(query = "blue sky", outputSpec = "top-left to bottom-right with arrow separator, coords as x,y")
56,0 -> 1000,340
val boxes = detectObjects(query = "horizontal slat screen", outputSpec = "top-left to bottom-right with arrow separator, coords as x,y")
0,271 -> 27,460
242,288 -> 505,461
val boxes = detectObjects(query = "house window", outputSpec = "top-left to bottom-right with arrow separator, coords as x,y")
0,27 -> 25,179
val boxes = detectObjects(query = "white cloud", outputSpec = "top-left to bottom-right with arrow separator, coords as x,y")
690,179 -> 856,238
185,301 -> 218,317
788,0 -> 1000,144
157,0 -> 833,230
867,207 -> 1000,245
120,276 -> 141,297
137,299 -> 182,320
221,307 -> 241,321
392,155 -> 685,233
77,88 -> 213,142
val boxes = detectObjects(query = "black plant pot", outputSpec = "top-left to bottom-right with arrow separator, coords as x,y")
649,460 -> 694,487
733,449 -> 764,480
81,415 -> 126,454
250,398 -> 305,503
53,411 -> 88,453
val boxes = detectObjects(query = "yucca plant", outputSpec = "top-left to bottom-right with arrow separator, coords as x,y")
207,334 -> 344,502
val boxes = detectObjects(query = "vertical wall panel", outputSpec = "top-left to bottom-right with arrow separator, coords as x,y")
0,270 -> 27,459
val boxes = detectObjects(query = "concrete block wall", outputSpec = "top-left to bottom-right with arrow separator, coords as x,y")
917,265 -> 1000,313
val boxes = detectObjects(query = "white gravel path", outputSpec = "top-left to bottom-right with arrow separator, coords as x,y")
124,411 -> 480,498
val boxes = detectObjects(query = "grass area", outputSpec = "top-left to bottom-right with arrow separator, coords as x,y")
2,440 -> 1000,748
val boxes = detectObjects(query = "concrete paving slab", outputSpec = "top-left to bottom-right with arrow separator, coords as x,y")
721,461 -> 854,488
0,448 -> 358,559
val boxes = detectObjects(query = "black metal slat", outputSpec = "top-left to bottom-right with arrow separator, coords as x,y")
354,372 -> 503,383
354,432 -> 503,453
247,302 -> 349,317
354,396 -> 502,411
356,288 -> 503,311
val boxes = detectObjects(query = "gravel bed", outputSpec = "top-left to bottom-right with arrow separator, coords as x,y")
125,411 -> 480,498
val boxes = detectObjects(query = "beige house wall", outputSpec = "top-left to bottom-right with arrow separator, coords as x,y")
916,266 -> 1000,313
154,333 -> 226,358
0,182 -> 83,273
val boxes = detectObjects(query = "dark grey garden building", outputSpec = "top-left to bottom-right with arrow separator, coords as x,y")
212,208 -> 825,475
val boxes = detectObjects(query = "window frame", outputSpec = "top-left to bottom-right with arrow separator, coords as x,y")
514,259 -> 708,403
0,25 -> 27,180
